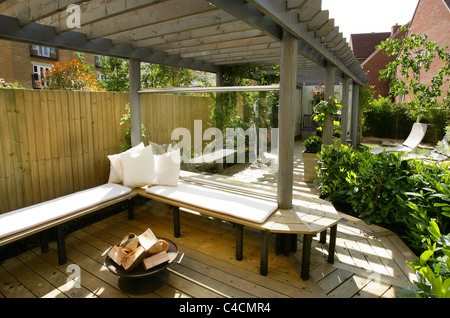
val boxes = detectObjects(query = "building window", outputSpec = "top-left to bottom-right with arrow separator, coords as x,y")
32,63 -> 52,89
30,45 -> 58,60
95,55 -> 103,68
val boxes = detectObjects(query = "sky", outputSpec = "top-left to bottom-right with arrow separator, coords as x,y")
321,0 -> 420,40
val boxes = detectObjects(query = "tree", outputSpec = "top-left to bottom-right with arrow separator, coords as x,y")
378,27 -> 450,121
98,56 -> 129,92
141,63 -> 198,88
42,57 -> 103,91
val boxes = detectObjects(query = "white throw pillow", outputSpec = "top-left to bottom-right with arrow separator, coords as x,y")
154,148 -> 181,186
121,145 -> 157,188
107,142 -> 144,183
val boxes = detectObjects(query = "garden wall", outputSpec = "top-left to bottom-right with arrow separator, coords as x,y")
0,89 -> 212,214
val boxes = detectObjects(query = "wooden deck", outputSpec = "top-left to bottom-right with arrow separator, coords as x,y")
0,142 -> 416,299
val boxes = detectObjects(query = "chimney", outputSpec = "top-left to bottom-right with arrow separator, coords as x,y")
391,23 -> 401,36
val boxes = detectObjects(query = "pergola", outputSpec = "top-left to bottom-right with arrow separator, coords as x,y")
0,0 -> 369,210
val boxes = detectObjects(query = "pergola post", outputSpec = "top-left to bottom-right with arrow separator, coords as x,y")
351,82 -> 361,148
277,30 -> 298,210
323,64 -> 336,146
129,58 -> 142,147
340,76 -> 350,145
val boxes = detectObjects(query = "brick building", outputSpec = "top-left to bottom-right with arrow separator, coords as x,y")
350,25 -> 406,99
0,39 -> 100,89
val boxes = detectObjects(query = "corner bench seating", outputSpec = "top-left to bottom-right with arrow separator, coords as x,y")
0,183 -> 137,265
0,175 -> 340,281
134,176 -> 341,280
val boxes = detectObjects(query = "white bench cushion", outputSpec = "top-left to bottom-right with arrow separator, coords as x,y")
0,183 -> 132,239
146,183 -> 278,224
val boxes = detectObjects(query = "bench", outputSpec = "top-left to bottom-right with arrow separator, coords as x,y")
0,177 -> 340,281
134,176 -> 341,280
0,183 -> 137,265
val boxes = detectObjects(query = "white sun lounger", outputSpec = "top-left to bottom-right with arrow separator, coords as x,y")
370,123 -> 428,154
405,129 -> 450,161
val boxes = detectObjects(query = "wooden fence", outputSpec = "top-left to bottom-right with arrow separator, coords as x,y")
0,89 -> 212,214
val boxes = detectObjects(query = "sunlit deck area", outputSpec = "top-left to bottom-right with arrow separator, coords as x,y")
0,141 -> 416,299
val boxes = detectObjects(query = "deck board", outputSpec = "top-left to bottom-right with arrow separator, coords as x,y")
0,141 -> 417,299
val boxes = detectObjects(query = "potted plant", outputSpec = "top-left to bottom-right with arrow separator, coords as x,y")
302,135 -> 322,183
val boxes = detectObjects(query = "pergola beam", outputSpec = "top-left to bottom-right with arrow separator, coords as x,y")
245,0 -> 368,85
138,85 -> 280,94
45,0 -> 168,33
2,0 -> 85,25
108,10 -> 238,45
0,14 -> 219,73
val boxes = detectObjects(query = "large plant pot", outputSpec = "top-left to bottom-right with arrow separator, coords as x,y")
302,152 -> 318,183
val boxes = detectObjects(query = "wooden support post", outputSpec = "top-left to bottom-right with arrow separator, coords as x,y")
301,234 -> 313,280
56,225 -> 66,265
235,224 -> 243,261
260,230 -> 269,276
340,76 -> 350,145
351,82 -> 361,148
129,58 -> 142,147
173,206 -> 180,238
277,29 -> 298,210
127,197 -> 135,220
215,68 -> 225,172
328,224 -> 337,264
323,64 -> 336,146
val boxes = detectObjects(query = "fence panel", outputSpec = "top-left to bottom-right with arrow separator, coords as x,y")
0,89 -> 212,214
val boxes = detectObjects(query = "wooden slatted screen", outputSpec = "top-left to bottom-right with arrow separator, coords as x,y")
0,89 -> 212,213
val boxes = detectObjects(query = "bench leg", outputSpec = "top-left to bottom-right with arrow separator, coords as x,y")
260,230 -> 269,276
173,206 -> 180,238
275,233 -> 297,256
290,234 -> 298,252
40,230 -> 49,253
275,233 -> 282,255
56,225 -> 67,265
320,229 -> 327,244
301,234 -> 313,280
328,224 -> 337,264
127,197 -> 135,220
235,224 -> 243,261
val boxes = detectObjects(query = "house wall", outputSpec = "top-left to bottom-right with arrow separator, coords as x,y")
361,28 -> 407,99
0,39 -> 98,89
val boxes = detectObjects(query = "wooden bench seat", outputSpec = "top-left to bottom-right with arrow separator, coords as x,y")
134,177 -> 341,280
0,183 -> 137,265
1,177 -> 340,281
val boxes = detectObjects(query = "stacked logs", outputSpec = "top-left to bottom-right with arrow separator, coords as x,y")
108,228 -> 170,271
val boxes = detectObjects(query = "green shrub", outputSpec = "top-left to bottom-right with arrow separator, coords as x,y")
362,97 -> 396,138
316,142 -> 360,207
303,136 -> 322,153
362,98 -> 450,143
317,142 -> 450,250
402,219 -> 450,298
317,143 -> 450,298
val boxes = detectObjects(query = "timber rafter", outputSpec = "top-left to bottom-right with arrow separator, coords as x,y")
0,0 -> 368,86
